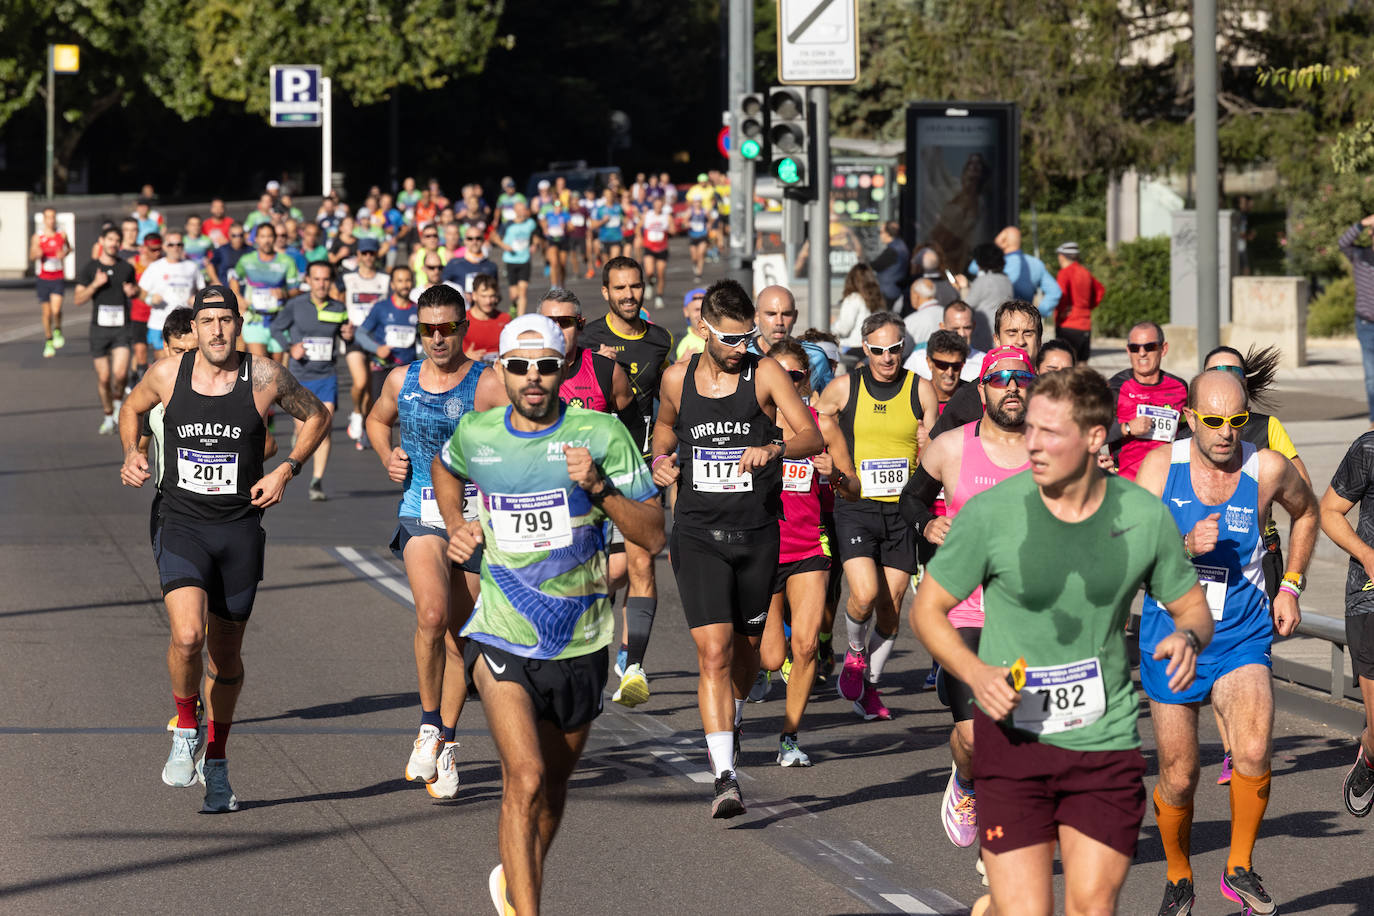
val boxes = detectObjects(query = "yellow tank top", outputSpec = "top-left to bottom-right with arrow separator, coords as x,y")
839,368 -> 923,503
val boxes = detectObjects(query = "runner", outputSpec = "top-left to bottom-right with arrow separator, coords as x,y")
814,311 -> 924,721
464,274 -> 511,362
906,301 -> 983,383
751,285 -> 834,397
641,197 -> 673,308
540,198 -> 572,289
899,346 -> 1034,851
492,176 -> 526,231
182,215 -> 214,280
340,236 -> 391,448
591,187 -> 624,263
30,206 -> 70,358
128,232 -> 163,383
916,329 -> 973,432
408,223 -> 448,276
229,224 -> 299,361
431,314 -> 663,914
202,199 -> 233,246
651,278 -> 822,816
1107,321 -> 1189,481
1136,369 -> 1317,916
685,194 -> 712,283
675,287 -> 707,362
490,199 -> 536,316
118,284 -> 330,813
912,365 -> 1213,916
270,261 -> 351,501
442,223 -> 498,295
581,258 -> 674,698
75,224 -> 139,434
1319,430 -> 1374,819
354,265 -> 419,402
758,339 -> 858,766
138,231 -> 205,356
208,223 -> 248,288
928,300 -> 1041,439
578,188 -> 599,278
365,283 -> 504,800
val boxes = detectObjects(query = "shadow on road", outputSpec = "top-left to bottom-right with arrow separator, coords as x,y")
236,692 -> 421,724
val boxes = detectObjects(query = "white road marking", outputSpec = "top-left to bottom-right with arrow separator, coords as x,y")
881,893 -> 938,914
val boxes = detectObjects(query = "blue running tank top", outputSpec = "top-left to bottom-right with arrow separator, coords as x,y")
398,360 -> 486,521
1142,439 -> 1268,658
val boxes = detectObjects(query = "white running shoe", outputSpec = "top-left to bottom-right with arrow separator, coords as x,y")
112,398 -> 122,422
427,741 -> 460,799
198,758 -> 239,812
346,410 -> 363,441
405,724 -> 442,783
98,415 -> 116,435
161,724 -> 204,787
612,663 -> 650,708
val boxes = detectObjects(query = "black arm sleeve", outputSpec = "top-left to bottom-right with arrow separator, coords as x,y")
898,463 -> 943,533
928,384 -> 982,440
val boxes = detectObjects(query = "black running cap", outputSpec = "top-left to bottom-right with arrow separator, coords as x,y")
192,285 -> 238,315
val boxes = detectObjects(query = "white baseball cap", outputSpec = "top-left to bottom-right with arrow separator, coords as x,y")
266,180 -> 281,192
499,314 -> 567,357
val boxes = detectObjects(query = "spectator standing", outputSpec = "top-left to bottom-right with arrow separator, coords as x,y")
872,221 -> 910,310
1052,242 -> 1105,363
1339,215 -> 1374,428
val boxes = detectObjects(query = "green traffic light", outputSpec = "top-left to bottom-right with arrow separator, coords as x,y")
776,157 -> 801,184
740,138 -> 761,160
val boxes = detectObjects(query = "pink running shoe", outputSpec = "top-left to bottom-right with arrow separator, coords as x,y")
837,649 -> 867,702
941,763 -> 977,847
854,682 -> 892,721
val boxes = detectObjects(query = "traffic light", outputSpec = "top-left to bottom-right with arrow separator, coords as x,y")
768,86 -> 811,197
736,92 -> 767,163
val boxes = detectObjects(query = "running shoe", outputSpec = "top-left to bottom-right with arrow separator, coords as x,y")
198,758 -> 239,813
975,855 -> 987,887
43,340 -> 55,358
776,735 -> 811,767
308,478 -> 327,501
780,656 -> 792,685
854,682 -> 892,721
1343,743 -> 1374,817
427,741 -> 460,799
488,864 -> 515,915
612,663 -> 650,708
98,415 -> 116,435
51,328 -> 65,349
584,267 -> 596,280
923,664 -> 940,691
654,295 -> 664,309
113,398 -> 122,421
816,642 -> 834,685
1220,867 -> 1276,915
346,410 -> 363,441
354,436 -> 369,451
711,771 -> 746,819
614,646 -> 627,678
1217,751 -> 1233,785
940,763 -> 977,847
1156,877 -> 1194,916
161,724 -> 205,787
837,648 -> 866,701
747,669 -> 772,703
405,724 -> 442,783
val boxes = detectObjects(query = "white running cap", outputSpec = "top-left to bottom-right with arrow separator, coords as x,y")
499,314 -> 567,357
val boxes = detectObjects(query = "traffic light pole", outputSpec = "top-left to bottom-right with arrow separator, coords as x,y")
806,87 -> 830,332
45,45 -> 54,199
726,0 -> 752,289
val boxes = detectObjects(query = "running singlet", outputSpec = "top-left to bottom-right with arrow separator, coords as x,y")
687,208 -> 709,240
398,360 -> 486,524
501,219 -> 536,264
359,295 -> 419,365
1141,440 -> 1269,660
559,348 -> 617,413
579,317 -> 673,454
1109,368 -> 1188,480
183,234 -> 214,273
440,405 -> 657,660
837,368 -> 923,503
341,270 -> 390,326
141,259 -> 204,332
232,251 -> 299,319
543,210 -> 569,239
673,352 -> 783,531
595,203 -> 623,243
944,420 -> 1030,629
37,232 -> 68,279
778,405 -> 825,562
642,212 -> 671,253
159,352 -> 267,523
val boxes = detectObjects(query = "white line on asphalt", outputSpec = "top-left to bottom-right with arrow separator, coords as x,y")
0,322 -> 45,344
335,545 -> 413,602
880,893 -> 938,914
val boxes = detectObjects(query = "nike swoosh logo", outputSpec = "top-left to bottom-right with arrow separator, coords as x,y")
241,363 -> 249,382
1110,526 -> 1136,538
1171,498 -> 1191,508
484,654 -> 506,675
402,392 -> 421,401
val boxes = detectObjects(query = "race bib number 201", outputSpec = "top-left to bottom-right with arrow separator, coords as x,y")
176,448 -> 238,496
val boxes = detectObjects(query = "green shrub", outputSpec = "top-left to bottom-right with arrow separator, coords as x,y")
1020,211 -> 1107,267
1309,274 -> 1355,336
1091,237 -> 1171,337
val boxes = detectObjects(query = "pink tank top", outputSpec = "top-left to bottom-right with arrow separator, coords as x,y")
779,406 -> 825,563
558,348 -> 610,412
946,420 -> 1029,629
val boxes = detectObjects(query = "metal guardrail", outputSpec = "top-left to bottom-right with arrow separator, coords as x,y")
1287,612 -> 1352,701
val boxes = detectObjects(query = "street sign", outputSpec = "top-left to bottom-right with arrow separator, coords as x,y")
52,45 -> 79,73
776,0 -> 859,85
270,65 -> 322,127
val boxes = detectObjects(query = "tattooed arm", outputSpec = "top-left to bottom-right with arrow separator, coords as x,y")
248,355 -> 329,508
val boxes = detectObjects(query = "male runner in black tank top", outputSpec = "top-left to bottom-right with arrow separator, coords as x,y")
651,279 -> 822,818
118,285 -> 330,813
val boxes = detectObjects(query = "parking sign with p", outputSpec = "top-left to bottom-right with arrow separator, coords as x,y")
270,65 -> 322,127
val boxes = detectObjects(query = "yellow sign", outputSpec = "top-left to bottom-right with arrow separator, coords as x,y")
53,45 -> 80,73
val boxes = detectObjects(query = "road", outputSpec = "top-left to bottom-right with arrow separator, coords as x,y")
1,248 -> 1371,915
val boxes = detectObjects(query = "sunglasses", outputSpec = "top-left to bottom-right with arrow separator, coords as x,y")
786,368 -> 807,383
500,357 -> 564,375
229,233 -> 244,238
1127,341 -> 1161,354
1208,364 -> 1246,377
928,356 -> 964,372
702,319 -> 757,348
866,342 -> 904,356
424,263 -> 442,270
1190,409 -> 1249,429
163,242 -> 184,248
981,369 -> 1036,389
422,232 -> 438,239
465,236 -> 483,242
417,320 -> 467,337
547,315 -> 583,329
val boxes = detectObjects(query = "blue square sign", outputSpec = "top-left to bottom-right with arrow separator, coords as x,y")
269,65 -> 322,127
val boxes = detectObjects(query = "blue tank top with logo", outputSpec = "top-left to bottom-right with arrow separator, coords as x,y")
398,360 -> 485,520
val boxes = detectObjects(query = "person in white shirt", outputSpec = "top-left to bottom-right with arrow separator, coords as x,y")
905,300 -> 984,382
137,231 -> 205,356
903,278 -> 944,352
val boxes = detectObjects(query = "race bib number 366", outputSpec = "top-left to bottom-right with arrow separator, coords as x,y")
488,489 -> 573,552
1137,404 -> 1179,443
1011,657 -> 1107,736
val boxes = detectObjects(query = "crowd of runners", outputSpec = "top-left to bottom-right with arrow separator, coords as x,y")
21,175 -> 1363,916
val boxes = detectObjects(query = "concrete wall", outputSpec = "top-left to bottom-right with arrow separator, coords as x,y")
1163,275 -> 1309,374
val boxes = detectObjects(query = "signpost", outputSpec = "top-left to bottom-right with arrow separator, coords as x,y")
776,0 -> 859,86
269,65 -> 333,195
45,44 -> 80,199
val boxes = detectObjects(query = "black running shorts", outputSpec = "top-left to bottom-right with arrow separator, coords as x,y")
833,500 -> 919,573
771,553 -> 830,595
936,627 -> 982,723
89,323 -> 134,357
1348,611 -> 1374,682
389,517 -> 482,574
153,513 -> 266,621
464,641 -> 608,732
670,523 -> 779,635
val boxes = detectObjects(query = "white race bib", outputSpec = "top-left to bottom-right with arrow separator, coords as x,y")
176,448 -> 238,495
384,324 -> 416,349
606,215 -> 621,229
250,287 -> 280,314
346,301 -> 372,326
42,257 -> 62,273
692,446 -> 752,492
570,213 -> 586,227
1011,657 -> 1107,736
462,481 -> 480,522
859,458 -> 907,498
1137,404 -> 1179,443
1195,563 -> 1228,621
420,486 -> 444,528
97,304 -> 125,327
510,236 -> 530,254
782,459 -> 815,493
302,336 -> 334,362
488,489 -> 573,552
647,229 -> 666,244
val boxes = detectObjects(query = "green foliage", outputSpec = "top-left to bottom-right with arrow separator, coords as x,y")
1309,274 -> 1356,336
1091,237 -> 1171,338
1285,174 -> 1374,277
1257,64 -> 1361,91
1021,211 -> 1106,269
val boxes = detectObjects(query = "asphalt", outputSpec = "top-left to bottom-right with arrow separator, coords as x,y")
1,247 -> 1372,915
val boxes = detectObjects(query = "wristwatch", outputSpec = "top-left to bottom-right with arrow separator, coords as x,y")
283,457 -> 302,478
1179,628 -> 1202,653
